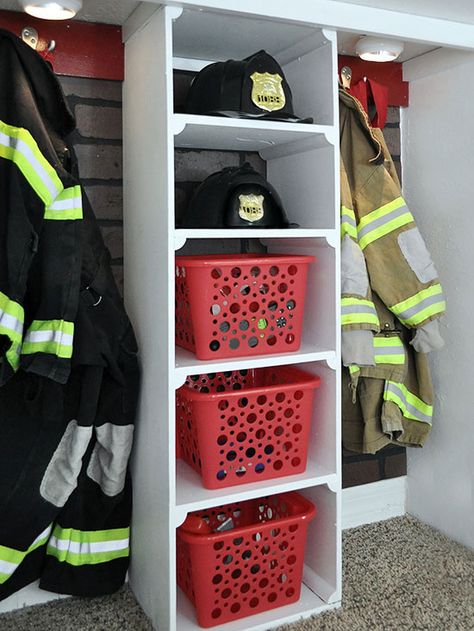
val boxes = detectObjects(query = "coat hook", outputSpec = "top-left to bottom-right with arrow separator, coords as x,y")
21,26 -> 56,54
341,65 -> 352,89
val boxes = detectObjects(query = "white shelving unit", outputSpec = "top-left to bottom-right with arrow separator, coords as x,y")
123,4 -> 341,629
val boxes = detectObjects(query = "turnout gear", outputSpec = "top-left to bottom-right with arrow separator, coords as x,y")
180,162 -> 294,229
0,29 -> 139,599
340,88 -> 445,453
185,50 -> 312,123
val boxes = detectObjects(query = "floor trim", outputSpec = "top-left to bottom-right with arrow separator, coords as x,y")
342,476 -> 407,530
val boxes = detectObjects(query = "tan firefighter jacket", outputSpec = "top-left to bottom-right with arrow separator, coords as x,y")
340,89 -> 446,454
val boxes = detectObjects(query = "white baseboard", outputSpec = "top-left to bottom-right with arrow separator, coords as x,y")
342,476 -> 407,530
0,582 -> 65,615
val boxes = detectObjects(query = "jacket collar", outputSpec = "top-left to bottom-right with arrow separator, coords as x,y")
339,87 -> 382,163
0,28 -> 75,137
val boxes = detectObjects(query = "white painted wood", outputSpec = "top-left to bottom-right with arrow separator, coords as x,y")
0,583 -> 66,614
342,478 -> 407,530
176,460 -> 337,516
403,47 -> 474,81
175,229 -> 338,245
175,346 -> 337,381
146,0 -> 474,50
173,114 -> 333,154
123,7 -> 178,630
177,582 -> 339,631
125,6 -> 341,629
401,54 -> 474,550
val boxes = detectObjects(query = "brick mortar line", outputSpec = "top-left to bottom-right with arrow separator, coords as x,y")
82,178 -> 123,187
98,220 -> 123,227
72,134 -> 122,146
67,95 -> 122,109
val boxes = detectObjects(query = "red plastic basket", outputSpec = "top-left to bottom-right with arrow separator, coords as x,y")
175,254 -> 314,360
177,492 -> 316,627
176,366 -> 321,489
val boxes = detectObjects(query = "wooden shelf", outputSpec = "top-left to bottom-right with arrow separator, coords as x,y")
174,345 -> 336,384
175,458 -> 337,515
173,114 -> 335,156
177,582 -> 339,631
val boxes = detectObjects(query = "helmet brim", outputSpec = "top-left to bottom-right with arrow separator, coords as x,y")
206,110 -> 313,124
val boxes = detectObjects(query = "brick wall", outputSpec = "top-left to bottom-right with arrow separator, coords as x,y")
64,72 -> 406,487
59,75 -> 124,294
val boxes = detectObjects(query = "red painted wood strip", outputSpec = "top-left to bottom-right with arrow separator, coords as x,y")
338,55 -> 409,107
0,9 -> 124,81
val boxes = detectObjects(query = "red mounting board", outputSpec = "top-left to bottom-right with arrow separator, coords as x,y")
338,55 -> 409,107
0,10 -> 124,81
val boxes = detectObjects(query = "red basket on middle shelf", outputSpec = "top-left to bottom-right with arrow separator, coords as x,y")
176,366 -> 321,489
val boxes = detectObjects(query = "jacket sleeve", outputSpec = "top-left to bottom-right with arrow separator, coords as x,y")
353,153 -> 445,352
340,161 -> 380,366
0,37 -> 82,384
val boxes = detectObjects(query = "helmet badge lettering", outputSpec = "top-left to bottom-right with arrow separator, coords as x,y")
239,194 -> 265,223
250,72 -> 286,112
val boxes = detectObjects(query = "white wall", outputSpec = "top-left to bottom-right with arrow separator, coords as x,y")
402,51 -> 474,549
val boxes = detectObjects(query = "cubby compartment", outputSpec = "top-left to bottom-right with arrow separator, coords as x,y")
172,8 -> 335,126
176,483 -> 340,630
175,360 -> 337,512
173,125 -> 336,232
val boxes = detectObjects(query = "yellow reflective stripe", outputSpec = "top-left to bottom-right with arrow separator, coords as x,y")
22,320 -> 74,359
341,297 -> 380,327
373,336 -> 405,364
0,120 -> 62,207
45,185 -> 83,220
357,197 -> 406,230
0,291 -> 24,371
349,365 -> 360,375
341,205 -> 357,240
384,381 -> 433,424
391,284 -> 446,326
0,525 -> 52,584
46,525 -> 130,566
357,197 -> 414,250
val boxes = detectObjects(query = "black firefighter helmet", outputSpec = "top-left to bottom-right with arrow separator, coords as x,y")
185,50 -> 312,123
180,163 -> 295,229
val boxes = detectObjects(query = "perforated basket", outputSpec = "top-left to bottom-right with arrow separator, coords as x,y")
175,254 -> 314,359
176,366 -> 320,489
177,492 -> 316,627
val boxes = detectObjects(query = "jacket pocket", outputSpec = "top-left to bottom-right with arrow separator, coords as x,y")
40,420 -> 93,507
398,228 -> 438,283
86,423 -> 134,497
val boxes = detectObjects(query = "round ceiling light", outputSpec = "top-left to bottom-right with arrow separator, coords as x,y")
19,0 -> 82,20
355,36 -> 404,62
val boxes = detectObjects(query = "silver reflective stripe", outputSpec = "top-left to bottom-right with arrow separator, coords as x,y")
0,312 -> 23,337
377,346 -> 403,355
357,203 -> 409,242
385,382 -> 432,424
24,330 -> 74,346
0,131 -> 58,202
47,537 -> 129,555
342,304 -> 375,315
48,196 -> 81,211
395,292 -> 445,322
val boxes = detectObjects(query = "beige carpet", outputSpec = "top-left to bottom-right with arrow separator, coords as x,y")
0,516 -> 472,630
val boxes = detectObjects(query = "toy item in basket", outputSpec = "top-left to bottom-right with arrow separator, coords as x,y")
176,366 -> 321,489
177,492 -> 316,627
175,253 -> 314,360
185,49 -> 312,123
179,162 -> 295,229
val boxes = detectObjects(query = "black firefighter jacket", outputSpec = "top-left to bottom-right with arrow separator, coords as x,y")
0,28 -> 139,599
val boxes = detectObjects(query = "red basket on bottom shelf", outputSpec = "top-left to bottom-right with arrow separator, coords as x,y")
176,366 -> 321,489
177,492 -> 316,628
